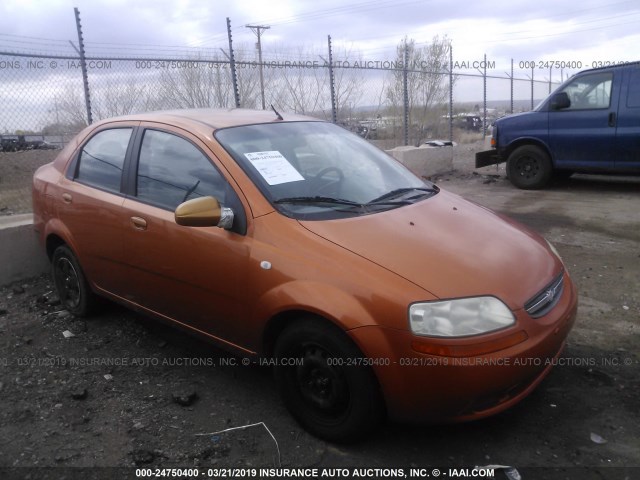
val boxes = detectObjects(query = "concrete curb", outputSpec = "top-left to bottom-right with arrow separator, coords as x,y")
386,145 -> 454,177
0,214 -> 49,287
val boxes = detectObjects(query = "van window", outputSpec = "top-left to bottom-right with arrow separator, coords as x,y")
559,72 -> 613,110
626,70 -> 640,108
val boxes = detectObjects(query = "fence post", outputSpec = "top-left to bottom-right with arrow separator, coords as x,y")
531,67 -> 534,110
226,18 -> 241,108
449,45 -> 453,142
327,35 -> 337,123
402,41 -> 409,146
482,53 -> 487,136
73,8 -> 92,125
510,59 -> 514,114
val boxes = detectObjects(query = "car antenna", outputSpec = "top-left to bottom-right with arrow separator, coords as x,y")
270,104 -> 283,121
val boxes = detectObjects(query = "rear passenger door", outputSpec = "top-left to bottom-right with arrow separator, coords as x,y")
120,125 -> 253,347
615,67 -> 640,169
58,124 -> 137,295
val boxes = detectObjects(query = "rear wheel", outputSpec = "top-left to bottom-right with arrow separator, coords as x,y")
52,245 -> 95,316
507,145 -> 553,189
273,318 -> 385,442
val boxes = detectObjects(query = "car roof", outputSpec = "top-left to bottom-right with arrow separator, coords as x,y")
96,108 -> 322,133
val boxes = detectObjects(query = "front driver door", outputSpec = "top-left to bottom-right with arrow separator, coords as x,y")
548,70 -> 620,169
120,126 -> 253,350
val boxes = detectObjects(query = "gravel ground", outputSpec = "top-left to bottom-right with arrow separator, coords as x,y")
0,143 -> 638,479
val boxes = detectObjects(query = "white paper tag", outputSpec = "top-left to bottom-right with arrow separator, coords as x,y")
244,151 -> 305,186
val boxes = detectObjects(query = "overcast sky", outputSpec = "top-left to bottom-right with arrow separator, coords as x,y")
2,0 -> 639,74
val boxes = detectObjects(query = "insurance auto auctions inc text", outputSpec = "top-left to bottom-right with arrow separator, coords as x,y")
208,467 -> 497,478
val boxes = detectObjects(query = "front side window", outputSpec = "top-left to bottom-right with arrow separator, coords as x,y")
76,128 -> 132,192
136,129 -> 226,211
560,72 -> 613,110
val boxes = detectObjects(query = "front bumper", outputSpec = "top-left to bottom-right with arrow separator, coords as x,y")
348,271 -> 578,423
475,149 -> 503,168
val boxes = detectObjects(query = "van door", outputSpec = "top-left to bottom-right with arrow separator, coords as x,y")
615,67 -> 640,170
547,70 -> 621,170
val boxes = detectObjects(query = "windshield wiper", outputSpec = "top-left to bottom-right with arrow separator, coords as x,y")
274,196 -> 411,209
367,186 -> 438,204
274,196 -> 362,207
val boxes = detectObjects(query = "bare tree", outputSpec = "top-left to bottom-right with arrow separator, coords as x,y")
261,46 -> 329,115
386,36 -> 454,143
153,49 -> 260,110
54,86 -> 89,129
156,58 -> 231,109
93,79 -> 151,119
332,46 -> 365,121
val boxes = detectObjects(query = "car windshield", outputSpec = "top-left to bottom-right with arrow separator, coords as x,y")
215,121 -> 437,220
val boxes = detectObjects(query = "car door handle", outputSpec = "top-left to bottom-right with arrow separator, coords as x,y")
61,193 -> 72,204
130,216 -> 147,231
608,112 -> 616,127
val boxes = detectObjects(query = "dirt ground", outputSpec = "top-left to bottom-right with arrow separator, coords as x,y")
0,144 -> 638,479
0,149 -> 58,215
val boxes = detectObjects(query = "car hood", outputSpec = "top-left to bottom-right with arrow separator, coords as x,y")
299,189 -> 561,310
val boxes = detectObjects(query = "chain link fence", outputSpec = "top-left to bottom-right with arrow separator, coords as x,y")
1,35 -> 563,214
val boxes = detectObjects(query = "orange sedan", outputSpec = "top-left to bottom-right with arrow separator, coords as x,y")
33,109 -> 577,442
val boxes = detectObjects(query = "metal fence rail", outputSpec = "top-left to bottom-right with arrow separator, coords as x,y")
0,48 -> 561,148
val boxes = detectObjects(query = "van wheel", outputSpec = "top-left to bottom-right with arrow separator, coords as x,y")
507,145 -> 552,189
273,318 -> 385,442
52,245 -> 95,316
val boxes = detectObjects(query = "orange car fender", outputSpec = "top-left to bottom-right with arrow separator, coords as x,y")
250,279 -> 411,362
43,217 -> 81,260
252,279 -> 381,332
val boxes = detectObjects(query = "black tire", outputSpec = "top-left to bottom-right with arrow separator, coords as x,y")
507,145 -> 553,189
273,318 -> 385,442
51,245 -> 95,316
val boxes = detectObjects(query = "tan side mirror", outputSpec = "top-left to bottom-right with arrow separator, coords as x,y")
175,196 -> 222,227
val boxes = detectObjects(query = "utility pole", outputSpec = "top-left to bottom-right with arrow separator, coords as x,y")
246,24 -> 270,110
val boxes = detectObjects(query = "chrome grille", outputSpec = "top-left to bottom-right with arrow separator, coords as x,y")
525,272 -> 564,318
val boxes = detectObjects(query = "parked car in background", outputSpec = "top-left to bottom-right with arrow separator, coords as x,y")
0,135 -> 20,152
476,62 -> 640,188
33,108 -> 577,441
0,134 -> 59,151
454,114 -> 483,132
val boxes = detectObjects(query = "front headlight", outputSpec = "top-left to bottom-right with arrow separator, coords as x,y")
409,297 -> 515,338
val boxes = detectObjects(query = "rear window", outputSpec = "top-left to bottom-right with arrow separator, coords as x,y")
76,128 -> 132,193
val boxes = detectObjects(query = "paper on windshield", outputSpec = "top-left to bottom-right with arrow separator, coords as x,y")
244,151 -> 305,186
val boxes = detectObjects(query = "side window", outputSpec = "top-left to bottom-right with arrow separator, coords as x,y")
76,128 -> 132,192
626,70 -> 640,108
560,72 -> 613,110
136,130 -> 227,211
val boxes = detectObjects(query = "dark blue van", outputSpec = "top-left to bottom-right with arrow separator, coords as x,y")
476,62 -> 640,189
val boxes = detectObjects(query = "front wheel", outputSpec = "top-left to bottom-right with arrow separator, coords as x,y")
52,245 -> 96,316
273,318 -> 385,442
507,145 -> 553,189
